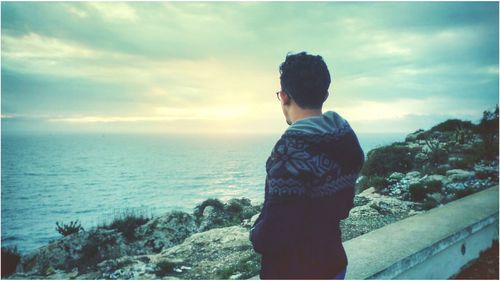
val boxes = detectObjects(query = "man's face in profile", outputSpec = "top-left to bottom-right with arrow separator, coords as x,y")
277,90 -> 292,125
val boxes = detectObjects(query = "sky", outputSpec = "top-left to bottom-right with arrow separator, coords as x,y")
1,2 -> 498,135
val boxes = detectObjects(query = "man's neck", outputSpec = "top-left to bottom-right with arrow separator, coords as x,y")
289,107 -> 323,124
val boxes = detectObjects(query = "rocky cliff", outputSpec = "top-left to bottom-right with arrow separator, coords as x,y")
4,111 -> 499,280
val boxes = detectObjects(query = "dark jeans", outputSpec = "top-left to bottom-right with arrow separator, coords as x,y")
332,268 -> 347,280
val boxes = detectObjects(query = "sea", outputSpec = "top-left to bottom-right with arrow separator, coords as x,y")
1,132 -> 407,254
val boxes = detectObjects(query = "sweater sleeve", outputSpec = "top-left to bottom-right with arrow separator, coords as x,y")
250,136 -> 312,255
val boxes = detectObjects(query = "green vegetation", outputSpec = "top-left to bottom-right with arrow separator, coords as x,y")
476,105 -> 499,160
409,183 -> 426,202
100,208 -> 150,242
357,176 -> 388,193
55,220 -> 84,236
78,230 -> 119,273
155,258 -> 178,276
409,180 -> 443,202
428,119 -> 475,135
455,187 -> 476,199
193,198 -> 225,219
1,246 -> 21,277
193,198 -> 259,231
216,253 -> 261,279
426,180 -> 443,193
225,198 -> 258,223
475,169 -> 498,181
423,137 -> 449,164
423,199 -> 439,210
361,143 -> 414,178
453,123 -> 474,144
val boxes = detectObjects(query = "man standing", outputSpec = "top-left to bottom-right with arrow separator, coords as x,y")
250,52 -> 365,279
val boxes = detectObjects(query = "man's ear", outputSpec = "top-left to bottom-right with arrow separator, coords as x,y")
324,91 -> 329,101
281,91 -> 291,105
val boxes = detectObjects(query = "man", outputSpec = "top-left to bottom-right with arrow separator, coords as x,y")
250,52 -> 365,279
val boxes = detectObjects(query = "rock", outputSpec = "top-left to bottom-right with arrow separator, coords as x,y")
136,211 -> 197,253
427,192 -> 444,204
359,187 -> 376,197
225,198 -> 260,221
405,129 -> 425,142
425,174 -> 450,186
387,172 -> 404,183
446,182 -> 467,191
194,198 -> 260,232
369,201 -> 393,215
474,163 -> 499,181
415,152 -> 428,162
197,206 -> 226,232
446,169 -> 474,182
94,254 -> 167,280
16,228 -> 127,275
341,193 -> 420,242
356,175 -> 366,184
437,163 -> 452,171
229,273 -> 243,279
407,142 -> 422,149
353,196 -> 370,207
448,156 -> 463,162
408,209 -> 424,216
405,171 -> 421,179
241,213 -> 260,228
157,226 -> 258,279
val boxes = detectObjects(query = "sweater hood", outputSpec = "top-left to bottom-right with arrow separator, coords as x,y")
285,110 -> 349,135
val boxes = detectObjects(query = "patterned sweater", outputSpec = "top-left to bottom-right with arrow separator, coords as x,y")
250,111 -> 365,279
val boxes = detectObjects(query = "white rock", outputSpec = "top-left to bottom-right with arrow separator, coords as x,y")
405,171 -> 421,179
446,169 -> 474,182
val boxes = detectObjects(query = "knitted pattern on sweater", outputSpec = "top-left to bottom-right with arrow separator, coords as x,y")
250,111 -> 365,279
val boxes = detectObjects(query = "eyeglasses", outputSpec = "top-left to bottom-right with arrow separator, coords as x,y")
276,90 -> 290,101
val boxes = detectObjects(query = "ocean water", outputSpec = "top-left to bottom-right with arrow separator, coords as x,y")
1,132 -> 406,254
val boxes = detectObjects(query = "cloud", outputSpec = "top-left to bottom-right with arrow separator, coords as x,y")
1,2 -> 498,134
47,105 -> 251,123
86,2 -> 138,22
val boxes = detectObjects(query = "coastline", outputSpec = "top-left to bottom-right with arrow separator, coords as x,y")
3,110 -> 499,279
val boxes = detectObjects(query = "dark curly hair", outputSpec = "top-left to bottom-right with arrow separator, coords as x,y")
279,52 -> 331,109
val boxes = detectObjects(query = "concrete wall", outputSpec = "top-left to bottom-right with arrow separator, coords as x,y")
344,185 -> 499,280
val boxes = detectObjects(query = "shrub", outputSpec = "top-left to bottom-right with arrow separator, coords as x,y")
226,201 -> 243,215
423,137 -> 449,165
426,180 -> 443,193
429,119 -> 475,133
361,144 -> 414,177
475,105 -> 499,160
455,188 -> 476,199
101,209 -> 149,242
225,198 -> 259,222
450,158 -> 472,170
369,176 -> 389,192
475,170 -> 497,181
423,199 -> 439,210
79,230 -> 118,273
216,253 -> 261,279
1,246 -> 21,277
55,220 -> 84,236
357,176 -> 388,193
155,259 -> 177,276
409,183 -> 427,202
409,180 -> 443,202
193,198 -> 225,219
431,164 -> 449,176
453,124 -> 474,145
